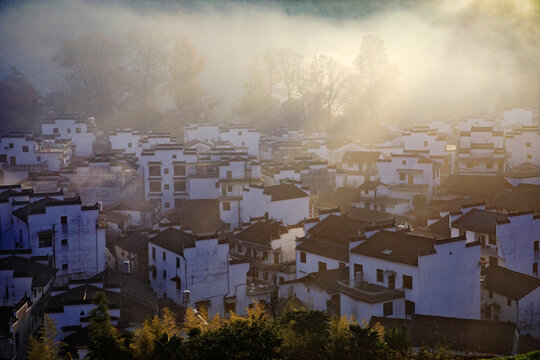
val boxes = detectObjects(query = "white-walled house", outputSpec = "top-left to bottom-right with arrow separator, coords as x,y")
148,228 -> 249,316
340,231 -> 481,322
352,181 -> 411,216
41,114 -> 96,157
184,124 -> 260,158
456,127 -> 506,175
226,183 -> 309,228
483,265 -> 540,337
377,153 -> 441,200
339,151 -> 380,187
505,126 -> 540,167
141,144 -> 194,211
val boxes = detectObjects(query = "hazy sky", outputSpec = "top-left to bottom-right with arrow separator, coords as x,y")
1,0 -> 538,121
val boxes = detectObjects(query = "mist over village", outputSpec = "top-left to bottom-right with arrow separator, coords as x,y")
0,0 -> 539,359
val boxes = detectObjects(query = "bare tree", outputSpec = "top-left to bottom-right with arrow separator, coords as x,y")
275,48 -> 304,101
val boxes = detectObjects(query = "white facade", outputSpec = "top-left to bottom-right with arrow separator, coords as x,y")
505,127 -> 540,167
184,124 -> 260,158
42,115 -> 96,157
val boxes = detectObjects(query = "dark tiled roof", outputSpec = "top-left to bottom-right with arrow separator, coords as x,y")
495,183 -> 540,213
441,175 -> 512,202
308,214 -> 371,241
371,314 -> 517,356
485,265 -> 540,300
345,207 -> 400,224
263,184 -> 308,201
427,214 -> 451,238
235,221 -> 285,246
148,228 -> 195,255
171,199 -> 229,233
318,187 -> 363,208
115,232 -> 149,253
297,237 -> 349,262
358,180 -> 385,190
451,209 -> 508,236
342,151 -> 380,164
351,230 -> 435,266
297,267 -> 348,294
13,196 -> 84,223
0,256 -> 56,287
46,285 -> 122,312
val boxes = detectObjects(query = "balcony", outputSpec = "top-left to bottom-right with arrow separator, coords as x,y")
245,277 -> 278,296
337,280 -> 404,304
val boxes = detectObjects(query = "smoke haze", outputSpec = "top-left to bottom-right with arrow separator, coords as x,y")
1,0 -> 539,123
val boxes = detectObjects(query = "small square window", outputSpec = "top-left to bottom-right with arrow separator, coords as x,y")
67,128 -> 71,134
399,173 -> 406,181
223,201 -> 231,211
61,239 -> 68,246
172,154 -> 177,159
527,154 -> 532,160
61,216 -> 68,225
526,142 -> 531,148
405,300 -> 415,315
403,275 -> 413,289
402,160 -> 406,165
300,251 -> 306,263
533,263 -> 538,273
53,128 -> 59,134
128,142 -> 132,148
62,264 -> 68,270
164,168 -> 169,174
228,185 -> 232,192
163,270 -> 167,278
318,261 -> 327,271
164,202 -> 170,208
22,146 -> 28,152
8,143 -> 14,148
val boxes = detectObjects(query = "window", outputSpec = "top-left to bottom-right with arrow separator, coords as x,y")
228,185 -> 233,192
36,156 -> 41,162
61,216 -> 67,225
354,264 -> 363,275
383,302 -> 393,316
402,160 -> 406,165
175,277 -> 181,290
526,142 -> 531,148
164,202 -> 170,208
164,184 -> 169,190
377,269 -> 384,282
174,181 -> 186,192
128,142 -> 132,148
364,190 -> 369,195
174,165 -> 185,176
399,173 -> 406,181
534,263 -> 538,273
53,128 -> 59,134
534,241 -> 539,251
62,264 -> 68,270
152,247 -> 156,260
403,275 -> 413,289
226,170 -> 232,179
405,300 -> 415,316
0,154 -> 6,162
163,252 -> 166,261
488,236 -> 496,246
8,143 -> 14,148
22,146 -> 28,152
507,297 -> 511,306
527,154 -> 532,160
75,128 -> 81,134
223,201 -> 231,211
318,261 -> 327,271
61,239 -> 68,247
149,166 -> 161,176
300,251 -> 306,263
149,181 -> 161,192
67,128 -> 71,134
163,270 -> 167,278
164,168 -> 169,174
38,232 -> 53,248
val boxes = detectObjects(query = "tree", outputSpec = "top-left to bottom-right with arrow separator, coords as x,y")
168,35 -> 211,125
27,314 -> 62,360
0,66 -> 41,134
131,308 -> 180,360
275,48 -> 304,101
53,32 -> 128,121
188,317 -> 285,360
348,323 -> 390,360
87,292 -> 127,360
280,310 -> 331,360
122,31 -> 169,129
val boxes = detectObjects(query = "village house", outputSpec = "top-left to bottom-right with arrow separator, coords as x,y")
0,134 -> 49,184
147,227 -> 249,316
337,151 -> 380,188
184,124 -> 260,158
0,297 -> 32,360
41,114 -> 97,157
505,126 -> 540,168
456,126 -> 506,175
352,180 -> 412,215
340,231 -> 481,322
223,183 -> 309,228
482,265 -> 540,337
